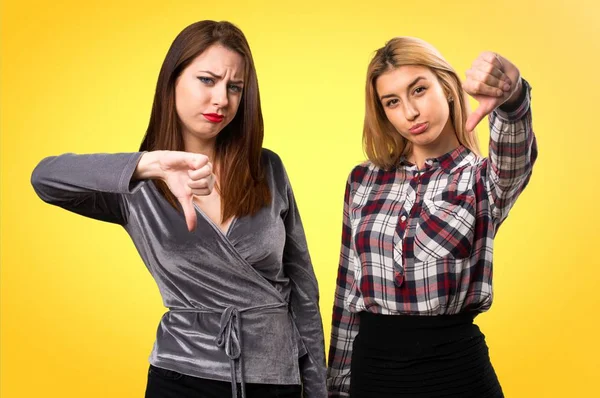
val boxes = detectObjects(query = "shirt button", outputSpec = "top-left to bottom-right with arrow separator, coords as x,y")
394,271 -> 404,287
400,215 -> 407,222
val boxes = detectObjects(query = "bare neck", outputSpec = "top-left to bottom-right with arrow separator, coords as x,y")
409,122 -> 460,169
183,136 -> 217,163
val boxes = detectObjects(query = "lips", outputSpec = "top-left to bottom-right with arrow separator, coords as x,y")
202,113 -> 225,123
409,122 -> 428,134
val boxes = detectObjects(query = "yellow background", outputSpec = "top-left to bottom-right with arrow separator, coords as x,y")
2,0 -> 599,396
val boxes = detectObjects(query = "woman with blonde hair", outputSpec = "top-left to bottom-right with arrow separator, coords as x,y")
327,37 -> 536,397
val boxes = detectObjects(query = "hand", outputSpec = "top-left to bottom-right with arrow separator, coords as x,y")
463,51 -> 522,132
135,151 -> 214,231
159,151 -> 214,231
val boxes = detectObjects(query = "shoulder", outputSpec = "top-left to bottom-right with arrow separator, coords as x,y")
341,160 -> 378,202
464,150 -> 489,178
347,160 -> 379,186
261,147 -> 284,169
260,148 -> 291,198
260,148 -> 287,179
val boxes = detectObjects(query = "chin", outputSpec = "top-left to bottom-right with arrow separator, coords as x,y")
194,126 -> 224,138
406,134 -> 436,147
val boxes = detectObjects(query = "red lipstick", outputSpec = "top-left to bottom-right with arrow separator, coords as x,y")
202,113 -> 225,123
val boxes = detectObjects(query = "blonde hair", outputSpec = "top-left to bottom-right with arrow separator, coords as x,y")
364,36 -> 480,170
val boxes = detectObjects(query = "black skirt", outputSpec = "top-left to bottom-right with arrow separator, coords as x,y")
350,312 -> 504,398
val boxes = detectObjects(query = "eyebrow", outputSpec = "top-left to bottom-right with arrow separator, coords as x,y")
199,70 -> 244,85
379,76 -> 427,101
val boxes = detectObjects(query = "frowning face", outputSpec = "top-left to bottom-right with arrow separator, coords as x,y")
376,65 -> 455,151
175,44 -> 245,148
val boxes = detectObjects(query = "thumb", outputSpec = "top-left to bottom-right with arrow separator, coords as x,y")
465,105 -> 488,133
178,195 -> 197,232
183,152 -> 209,171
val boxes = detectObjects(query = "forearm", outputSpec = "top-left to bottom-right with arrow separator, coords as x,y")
30,152 -> 145,224
486,78 -> 537,223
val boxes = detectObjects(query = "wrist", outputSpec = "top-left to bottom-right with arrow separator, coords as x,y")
133,151 -> 165,181
500,78 -> 524,111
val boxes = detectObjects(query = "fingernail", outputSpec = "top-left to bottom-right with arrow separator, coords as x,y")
503,83 -> 511,91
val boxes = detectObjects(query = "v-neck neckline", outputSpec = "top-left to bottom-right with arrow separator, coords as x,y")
148,180 -> 237,238
192,202 -> 237,238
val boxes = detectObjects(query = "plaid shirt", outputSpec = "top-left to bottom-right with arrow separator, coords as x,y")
327,80 -> 536,397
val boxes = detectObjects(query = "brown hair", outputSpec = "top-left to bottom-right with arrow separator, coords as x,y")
364,36 -> 480,170
139,20 -> 270,221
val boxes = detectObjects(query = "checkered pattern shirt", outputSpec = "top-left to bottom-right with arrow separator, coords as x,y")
327,80 -> 536,397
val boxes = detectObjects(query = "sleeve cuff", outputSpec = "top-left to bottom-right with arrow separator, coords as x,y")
117,152 -> 147,193
494,78 -> 531,121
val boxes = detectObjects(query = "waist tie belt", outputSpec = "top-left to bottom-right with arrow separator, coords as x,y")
216,307 -> 244,398
170,303 -> 288,398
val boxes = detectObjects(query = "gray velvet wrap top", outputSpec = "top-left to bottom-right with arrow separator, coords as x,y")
30,149 -> 327,397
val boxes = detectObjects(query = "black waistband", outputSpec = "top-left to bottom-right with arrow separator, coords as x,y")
358,311 -> 478,343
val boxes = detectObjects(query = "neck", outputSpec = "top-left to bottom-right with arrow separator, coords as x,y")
409,121 -> 459,169
183,136 -> 217,162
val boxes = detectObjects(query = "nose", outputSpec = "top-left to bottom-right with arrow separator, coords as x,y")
212,84 -> 229,108
403,100 -> 419,121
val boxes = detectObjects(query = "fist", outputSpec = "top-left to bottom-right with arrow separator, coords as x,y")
158,151 -> 215,231
463,51 -> 522,132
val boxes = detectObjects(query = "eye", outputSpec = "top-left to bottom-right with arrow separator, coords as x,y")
228,84 -> 243,93
385,98 -> 399,108
198,76 -> 214,85
414,86 -> 426,95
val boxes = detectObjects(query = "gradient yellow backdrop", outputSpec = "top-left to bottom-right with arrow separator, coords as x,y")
2,0 -> 599,396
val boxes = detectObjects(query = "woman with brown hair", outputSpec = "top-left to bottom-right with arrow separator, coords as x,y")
31,20 -> 326,398
327,37 -> 537,397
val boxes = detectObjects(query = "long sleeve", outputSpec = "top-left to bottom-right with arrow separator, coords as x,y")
484,78 -> 537,228
281,167 -> 327,397
30,152 -> 145,225
326,175 -> 360,397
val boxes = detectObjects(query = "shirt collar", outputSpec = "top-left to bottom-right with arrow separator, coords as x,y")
398,145 -> 470,172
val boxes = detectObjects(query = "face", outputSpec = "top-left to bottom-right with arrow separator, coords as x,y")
175,44 -> 245,146
376,65 -> 456,152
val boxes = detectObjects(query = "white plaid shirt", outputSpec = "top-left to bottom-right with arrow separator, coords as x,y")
327,80 -> 536,397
